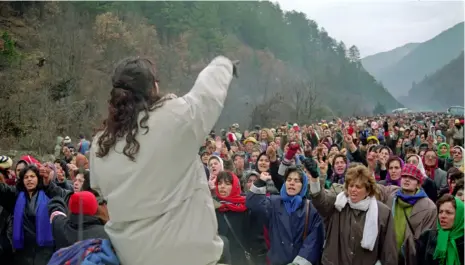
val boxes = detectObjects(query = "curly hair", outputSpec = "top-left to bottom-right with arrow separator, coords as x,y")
344,164 -> 379,198
96,57 -> 168,161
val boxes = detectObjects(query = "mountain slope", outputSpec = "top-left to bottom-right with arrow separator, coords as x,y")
0,1 -> 402,152
362,42 -> 419,76
399,52 -> 464,111
368,22 -> 464,98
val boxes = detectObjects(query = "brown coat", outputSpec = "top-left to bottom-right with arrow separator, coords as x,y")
311,183 -> 398,265
380,186 -> 437,265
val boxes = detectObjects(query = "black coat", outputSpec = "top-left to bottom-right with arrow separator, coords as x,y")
48,197 -> 109,250
416,229 -> 464,265
0,205 -> 13,265
0,182 -> 71,265
216,209 -> 254,265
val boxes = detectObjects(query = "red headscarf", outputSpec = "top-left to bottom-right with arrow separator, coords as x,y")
215,172 -> 247,212
422,153 -> 438,180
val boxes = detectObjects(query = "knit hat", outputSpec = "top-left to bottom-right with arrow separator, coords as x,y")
0,156 -> 13,169
401,164 -> 424,184
68,191 -> 98,216
17,155 -> 41,167
63,136 -> 72,144
227,132 -> 237,143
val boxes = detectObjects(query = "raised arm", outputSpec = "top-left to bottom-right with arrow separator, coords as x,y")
246,174 -> 274,224
182,56 -> 234,146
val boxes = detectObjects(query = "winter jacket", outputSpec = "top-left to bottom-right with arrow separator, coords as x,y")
310,181 -> 398,265
0,205 -> 12,265
216,209 -> 251,265
90,56 -> 234,265
48,196 -> 109,250
416,229 -> 464,265
0,182 -> 70,265
247,180 -> 325,265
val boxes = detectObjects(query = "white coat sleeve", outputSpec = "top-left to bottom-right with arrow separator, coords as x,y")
182,56 -> 234,146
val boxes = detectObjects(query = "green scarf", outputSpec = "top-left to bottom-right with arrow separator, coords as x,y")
394,198 -> 413,251
437,143 -> 450,160
434,197 -> 464,265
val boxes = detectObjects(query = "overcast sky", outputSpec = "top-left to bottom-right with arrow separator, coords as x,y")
275,0 -> 464,57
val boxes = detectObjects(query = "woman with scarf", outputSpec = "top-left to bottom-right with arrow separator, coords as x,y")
384,164 -> 437,265
437,143 -> 451,170
214,171 -> 253,265
308,162 -> 398,265
405,154 -> 438,202
0,164 -> 70,265
416,194 -> 464,265
379,156 -> 404,187
423,149 -> 448,191
247,165 -> 325,265
324,154 -> 347,192
445,146 -> 464,172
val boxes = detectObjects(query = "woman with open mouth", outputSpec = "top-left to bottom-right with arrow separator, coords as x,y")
309,163 -> 398,265
0,164 -> 70,265
415,194 -> 464,265
247,165 -> 325,265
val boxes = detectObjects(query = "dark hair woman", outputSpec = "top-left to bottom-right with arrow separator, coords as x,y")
416,194 -> 464,265
89,56 -> 238,265
0,164 -> 70,265
247,165 -> 325,265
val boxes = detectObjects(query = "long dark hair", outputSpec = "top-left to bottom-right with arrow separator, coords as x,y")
96,57 -> 166,161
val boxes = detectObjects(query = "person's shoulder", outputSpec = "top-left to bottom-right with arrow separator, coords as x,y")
376,200 -> 392,219
418,196 -> 437,209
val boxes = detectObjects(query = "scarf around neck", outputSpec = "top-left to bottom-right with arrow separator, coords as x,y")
215,172 -> 247,212
335,193 -> 378,251
385,157 -> 404,186
13,190 -> 54,249
423,156 -> 439,180
280,171 -> 308,215
434,197 -> 464,265
396,189 -> 428,206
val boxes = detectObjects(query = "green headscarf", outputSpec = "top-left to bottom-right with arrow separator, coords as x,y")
437,143 -> 450,160
433,197 -> 464,265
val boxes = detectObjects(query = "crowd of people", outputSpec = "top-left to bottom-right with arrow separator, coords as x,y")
0,56 -> 463,265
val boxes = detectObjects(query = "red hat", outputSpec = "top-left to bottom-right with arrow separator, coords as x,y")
401,164 -> 424,184
227,132 -> 237,143
68,191 -> 98,216
18,155 -> 41,167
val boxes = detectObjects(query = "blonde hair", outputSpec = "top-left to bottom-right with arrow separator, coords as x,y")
260,128 -> 274,143
344,164 -> 379,198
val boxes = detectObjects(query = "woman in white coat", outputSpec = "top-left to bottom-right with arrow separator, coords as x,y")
90,56 -> 238,265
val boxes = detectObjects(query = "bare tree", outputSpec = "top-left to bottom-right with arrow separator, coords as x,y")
281,78 -> 319,123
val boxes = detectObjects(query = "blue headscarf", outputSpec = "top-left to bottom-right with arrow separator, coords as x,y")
280,169 -> 308,215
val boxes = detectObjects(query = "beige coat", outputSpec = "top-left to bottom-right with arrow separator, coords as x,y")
378,185 -> 437,265
310,181 -> 398,265
90,56 -> 234,265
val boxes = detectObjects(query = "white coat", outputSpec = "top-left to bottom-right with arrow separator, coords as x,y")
90,56 -> 234,265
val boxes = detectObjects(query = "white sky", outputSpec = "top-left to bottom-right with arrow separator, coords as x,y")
275,0 -> 464,57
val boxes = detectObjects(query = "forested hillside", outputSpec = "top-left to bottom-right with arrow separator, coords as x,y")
400,52 -> 464,111
367,22 -> 464,98
0,1 -> 400,152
